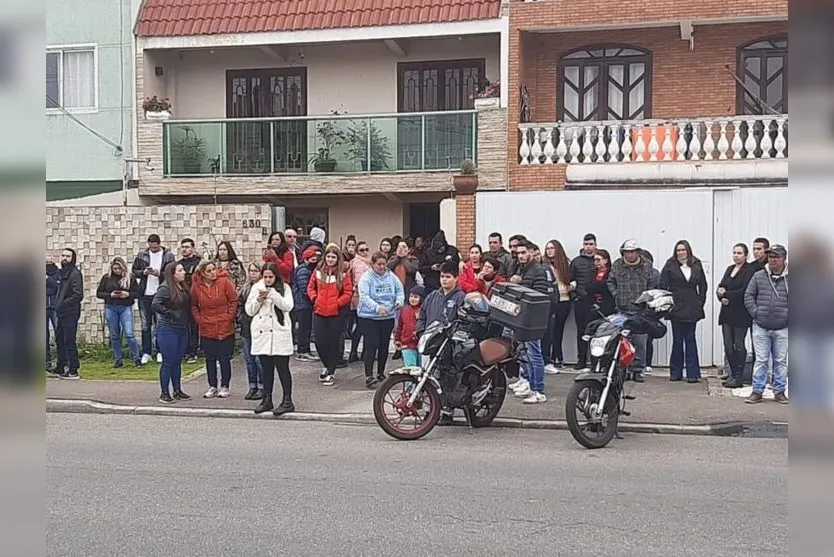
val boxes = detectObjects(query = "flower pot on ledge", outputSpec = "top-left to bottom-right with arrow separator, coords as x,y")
474,97 -> 500,110
145,110 -> 171,121
452,174 -> 479,195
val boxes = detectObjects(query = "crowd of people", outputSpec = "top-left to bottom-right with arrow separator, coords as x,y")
46,225 -> 789,409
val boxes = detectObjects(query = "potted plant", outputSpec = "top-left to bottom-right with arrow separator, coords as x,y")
346,120 -> 393,171
452,158 -> 478,194
472,79 -> 500,109
171,125 -> 206,174
310,111 -> 348,172
143,95 -> 172,120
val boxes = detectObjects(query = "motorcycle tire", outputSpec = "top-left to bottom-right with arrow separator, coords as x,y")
565,380 -> 619,449
470,371 -> 507,428
373,375 -> 441,441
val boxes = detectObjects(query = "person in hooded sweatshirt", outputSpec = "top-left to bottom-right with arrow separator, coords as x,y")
46,255 -> 61,372
419,230 -> 461,293
96,256 -> 142,368
570,233 -> 597,371
54,247 -> 83,379
416,262 -> 466,334
301,226 -> 326,253
177,238 -> 203,363
357,251 -> 405,388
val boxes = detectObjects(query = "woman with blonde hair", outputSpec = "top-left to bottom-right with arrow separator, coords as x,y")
307,244 -> 353,386
96,257 -> 142,368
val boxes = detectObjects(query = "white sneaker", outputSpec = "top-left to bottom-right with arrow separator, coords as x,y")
141,353 -> 152,365
511,379 -> 530,393
523,392 -> 547,404
508,378 -> 526,390
545,364 -> 560,375
514,386 -> 533,398
203,387 -> 218,398
217,387 -> 230,398
644,366 -> 653,375
156,353 -> 163,364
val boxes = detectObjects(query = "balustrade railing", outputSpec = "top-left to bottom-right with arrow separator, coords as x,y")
518,116 -> 788,165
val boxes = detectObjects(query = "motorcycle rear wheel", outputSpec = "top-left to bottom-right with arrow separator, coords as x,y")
565,380 -> 619,449
373,375 -> 441,441
470,371 -> 507,428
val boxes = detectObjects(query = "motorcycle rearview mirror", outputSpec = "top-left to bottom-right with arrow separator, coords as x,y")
582,335 -> 592,341
622,329 -> 631,337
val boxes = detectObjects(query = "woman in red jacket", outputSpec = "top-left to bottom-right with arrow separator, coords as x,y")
191,260 -> 239,398
263,231 -> 295,284
460,256 -> 506,296
458,244 -> 485,294
307,243 -> 353,386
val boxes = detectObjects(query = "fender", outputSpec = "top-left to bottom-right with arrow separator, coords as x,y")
573,372 -> 610,385
389,366 -> 443,394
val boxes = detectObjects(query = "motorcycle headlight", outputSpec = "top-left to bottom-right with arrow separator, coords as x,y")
590,335 -> 612,357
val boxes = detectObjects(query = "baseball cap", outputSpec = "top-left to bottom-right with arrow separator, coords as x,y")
766,244 -> 787,258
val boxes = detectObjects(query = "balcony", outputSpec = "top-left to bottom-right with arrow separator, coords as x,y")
162,110 -> 477,178
518,116 -> 788,184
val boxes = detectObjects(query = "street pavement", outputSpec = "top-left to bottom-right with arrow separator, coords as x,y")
47,414 -> 787,557
45,357 -> 789,427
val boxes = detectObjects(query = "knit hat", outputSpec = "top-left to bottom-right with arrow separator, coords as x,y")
302,246 -> 321,261
409,285 -> 426,300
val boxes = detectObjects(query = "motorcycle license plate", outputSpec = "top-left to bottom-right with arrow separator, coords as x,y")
490,295 -> 520,316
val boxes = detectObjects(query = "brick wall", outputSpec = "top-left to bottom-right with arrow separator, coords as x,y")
46,204 -> 270,342
455,194 -> 476,252
507,21 -> 787,191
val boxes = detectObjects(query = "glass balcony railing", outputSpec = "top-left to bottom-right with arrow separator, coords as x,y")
162,110 -> 477,177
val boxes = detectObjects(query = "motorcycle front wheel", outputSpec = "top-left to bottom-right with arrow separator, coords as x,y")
565,380 -> 619,449
373,375 -> 441,441
470,370 -> 507,428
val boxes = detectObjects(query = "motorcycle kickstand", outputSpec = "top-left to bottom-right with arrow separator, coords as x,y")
463,406 -> 475,431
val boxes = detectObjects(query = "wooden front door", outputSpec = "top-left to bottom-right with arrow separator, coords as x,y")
397,59 -> 483,170
226,68 -> 307,173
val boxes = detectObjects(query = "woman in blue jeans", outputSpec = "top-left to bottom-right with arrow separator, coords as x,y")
95,257 -> 142,367
239,261 -> 264,400
151,263 -> 191,403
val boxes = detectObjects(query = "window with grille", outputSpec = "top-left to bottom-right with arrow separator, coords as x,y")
46,47 -> 96,111
737,37 -> 787,115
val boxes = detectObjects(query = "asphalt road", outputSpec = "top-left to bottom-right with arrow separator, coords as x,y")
47,415 -> 787,557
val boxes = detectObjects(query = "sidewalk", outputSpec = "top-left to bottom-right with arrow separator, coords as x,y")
46,357 -> 788,432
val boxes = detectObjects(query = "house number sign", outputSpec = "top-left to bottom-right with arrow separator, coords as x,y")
241,219 -> 268,236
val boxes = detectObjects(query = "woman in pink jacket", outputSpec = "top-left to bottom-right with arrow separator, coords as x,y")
347,241 -> 372,362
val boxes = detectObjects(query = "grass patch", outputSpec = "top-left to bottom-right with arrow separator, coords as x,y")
78,359 -> 205,381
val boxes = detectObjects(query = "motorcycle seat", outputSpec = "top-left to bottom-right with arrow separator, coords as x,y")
478,338 -> 513,366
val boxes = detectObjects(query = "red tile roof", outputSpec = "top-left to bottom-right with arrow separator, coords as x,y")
137,0 -> 502,38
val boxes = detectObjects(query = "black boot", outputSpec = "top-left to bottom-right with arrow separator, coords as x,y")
273,396 -> 295,416
251,388 -> 264,400
244,387 -> 257,400
254,395 -> 274,414
392,349 -> 402,361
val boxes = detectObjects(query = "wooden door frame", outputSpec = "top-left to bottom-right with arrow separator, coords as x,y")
225,67 -> 309,117
396,58 -> 485,112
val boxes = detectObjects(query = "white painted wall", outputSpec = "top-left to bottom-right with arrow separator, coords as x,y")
476,187 -> 788,367
440,197 -> 457,247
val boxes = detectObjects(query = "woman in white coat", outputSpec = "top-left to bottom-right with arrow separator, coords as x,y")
245,262 -> 296,415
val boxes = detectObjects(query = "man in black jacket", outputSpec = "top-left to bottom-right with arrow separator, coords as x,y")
55,248 -> 83,379
570,233 -> 597,371
419,230 -> 461,293
177,238 -> 202,363
46,255 -> 60,372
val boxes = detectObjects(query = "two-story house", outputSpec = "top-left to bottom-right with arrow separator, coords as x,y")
459,0 -> 789,367
46,0 -> 138,201
134,0 -> 510,246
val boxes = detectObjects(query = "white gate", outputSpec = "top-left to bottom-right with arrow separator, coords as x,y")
476,187 -> 788,367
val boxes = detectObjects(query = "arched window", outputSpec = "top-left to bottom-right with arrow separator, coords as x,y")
737,37 -> 787,114
559,45 -> 652,122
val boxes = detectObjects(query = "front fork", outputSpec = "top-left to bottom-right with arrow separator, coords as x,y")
592,340 -> 622,420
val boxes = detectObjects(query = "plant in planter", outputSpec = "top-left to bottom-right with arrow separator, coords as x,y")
471,79 -> 500,108
452,158 -> 478,195
143,95 -> 172,119
171,125 -> 206,174
310,110 -> 348,172
346,120 -> 393,171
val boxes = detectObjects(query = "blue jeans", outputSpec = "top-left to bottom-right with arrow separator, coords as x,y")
139,295 -> 159,356
46,308 -> 58,364
752,324 -> 788,394
670,321 -> 701,380
525,340 -> 545,394
241,336 -> 263,388
157,325 -> 187,395
105,305 -> 141,364
402,348 -> 420,367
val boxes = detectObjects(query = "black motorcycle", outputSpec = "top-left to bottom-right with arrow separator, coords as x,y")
372,298 -> 521,441
565,290 -> 672,449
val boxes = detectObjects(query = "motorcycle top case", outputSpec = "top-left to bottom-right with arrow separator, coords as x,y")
487,282 -> 550,341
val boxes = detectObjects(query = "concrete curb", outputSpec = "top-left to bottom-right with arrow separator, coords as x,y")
45,398 -> 787,437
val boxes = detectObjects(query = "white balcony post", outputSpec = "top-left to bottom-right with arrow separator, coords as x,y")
774,118 -> 787,158
519,126 -> 531,165
744,118 -> 758,159
555,126 -> 568,163
689,122 -> 702,161
530,127 -> 543,164
731,119 -> 744,159
608,124 -> 621,162
581,126 -> 594,163
621,124 -> 633,162
660,124 -> 674,161
595,124 -> 607,162
633,125 -> 646,162
713,120 -> 727,160
675,122 -> 688,160
647,124 -> 659,162
705,120 -> 718,160
568,126 -> 581,164
760,118 -> 773,159
543,127 -> 555,164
